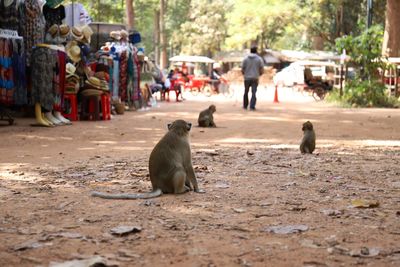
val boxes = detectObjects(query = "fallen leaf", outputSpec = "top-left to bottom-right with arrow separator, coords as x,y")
233,208 -> 246,213
49,256 -> 118,267
262,224 -> 309,234
14,240 -> 53,251
215,183 -> 230,189
110,226 -> 142,236
351,199 -> 379,208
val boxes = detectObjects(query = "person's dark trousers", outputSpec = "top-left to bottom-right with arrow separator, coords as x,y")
243,79 -> 258,109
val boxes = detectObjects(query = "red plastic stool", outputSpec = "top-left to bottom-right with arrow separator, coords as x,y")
81,93 -> 111,121
62,93 -> 78,121
101,93 -> 111,120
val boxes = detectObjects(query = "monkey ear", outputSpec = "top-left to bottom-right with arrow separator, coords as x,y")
187,123 -> 192,131
167,123 -> 172,130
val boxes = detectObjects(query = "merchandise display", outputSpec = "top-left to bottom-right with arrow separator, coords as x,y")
0,0 -> 147,126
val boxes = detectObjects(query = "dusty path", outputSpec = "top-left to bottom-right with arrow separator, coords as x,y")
0,86 -> 399,267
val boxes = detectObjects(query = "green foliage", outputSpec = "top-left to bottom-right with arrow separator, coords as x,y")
297,0 -> 386,50
336,25 -> 385,81
78,0 -> 388,57
225,0 -> 298,50
326,81 -> 399,108
79,0 -> 125,24
331,26 -> 398,108
173,0 -> 229,56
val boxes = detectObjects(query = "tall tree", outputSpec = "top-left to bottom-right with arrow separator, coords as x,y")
154,10 -> 160,65
126,0 -> 134,30
382,0 -> 400,56
159,0 -> 167,69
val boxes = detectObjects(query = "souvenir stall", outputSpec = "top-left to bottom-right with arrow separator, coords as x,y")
93,29 -> 143,111
0,0 -> 114,126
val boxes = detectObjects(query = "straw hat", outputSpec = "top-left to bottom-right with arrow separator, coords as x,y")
120,30 -> 129,41
71,26 -> 83,41
66,63 -> 76,75
81,88 -> 103,96
110,31 -> 121,41
66,63 -> 80,79
85,76 -> 109,91
81,25 -> 93,44
59,24 -> 70,38
48,24 -> 59,38
66,42 -> 81,63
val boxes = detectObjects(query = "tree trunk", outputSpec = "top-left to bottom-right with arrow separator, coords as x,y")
382,0 -> 400,57
154,10 -> 160,66
126,0 -> 134,31
160,0 -> 168,69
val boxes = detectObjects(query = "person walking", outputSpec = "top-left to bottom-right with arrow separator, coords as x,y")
241,46 -> 264,110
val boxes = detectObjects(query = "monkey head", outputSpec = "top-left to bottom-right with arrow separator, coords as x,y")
302,121 -> 313,131
168,120 -> 192,135
209,105 -> 216,113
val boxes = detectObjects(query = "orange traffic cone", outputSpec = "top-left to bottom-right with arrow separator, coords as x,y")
273,85 -> 279,103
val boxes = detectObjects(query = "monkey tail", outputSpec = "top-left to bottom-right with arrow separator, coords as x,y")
91,188 -> 163,199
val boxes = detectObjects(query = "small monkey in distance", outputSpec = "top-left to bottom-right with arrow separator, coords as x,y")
198,105 -> 216,127
300,121 -> 316,154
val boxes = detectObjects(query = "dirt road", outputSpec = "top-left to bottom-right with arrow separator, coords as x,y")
0,86 -> 399,267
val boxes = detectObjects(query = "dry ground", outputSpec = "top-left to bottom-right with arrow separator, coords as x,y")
0,85 -> 399,267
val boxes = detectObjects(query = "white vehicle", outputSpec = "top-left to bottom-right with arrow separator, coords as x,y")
273,60 -> 336,87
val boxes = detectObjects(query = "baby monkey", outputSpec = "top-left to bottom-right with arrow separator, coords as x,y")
198,105 -> 216,127
300,121 -> 316,154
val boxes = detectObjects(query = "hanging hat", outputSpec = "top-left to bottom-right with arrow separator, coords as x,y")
59,24 -> 70,38
66,41 -> 81,63
120,30 -> 129,41
48,24 -> 59,38
71,26 -> 83,41
65,63 -> 76,75
66,63 -> 79,79
81,25 -> 93,44
66,62 -> 76,75
110,31 -> 121,41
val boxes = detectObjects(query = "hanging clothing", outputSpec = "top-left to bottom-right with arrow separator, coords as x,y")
0,0 -> 19,31
132,52 -> 141,101
53,50 -> 66,111
0,38 -> 14,104
23,0 -> 46,66
112,57 -> 119,100
11,38 -> 27,105
119,51 -> 128,101
31,46 -> 57,111
43,4 -> 66,31
63,3 -> 92,27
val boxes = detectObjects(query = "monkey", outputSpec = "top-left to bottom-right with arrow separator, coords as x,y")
91,120 -> 204,199
300,121 -> 316,154
198,105 -> 216,127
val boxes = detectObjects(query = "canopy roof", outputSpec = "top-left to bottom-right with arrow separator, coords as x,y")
169,55 -> 215,63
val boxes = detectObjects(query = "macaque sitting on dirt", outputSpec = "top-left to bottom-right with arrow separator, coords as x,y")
300,121 -> 316,154
198,105 -> 217,127
91,120 -> 204,199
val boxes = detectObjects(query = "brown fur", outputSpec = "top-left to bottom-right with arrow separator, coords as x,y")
91,120 -> 204,199
198,105 -> 217,127
300,121 -> 316,154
